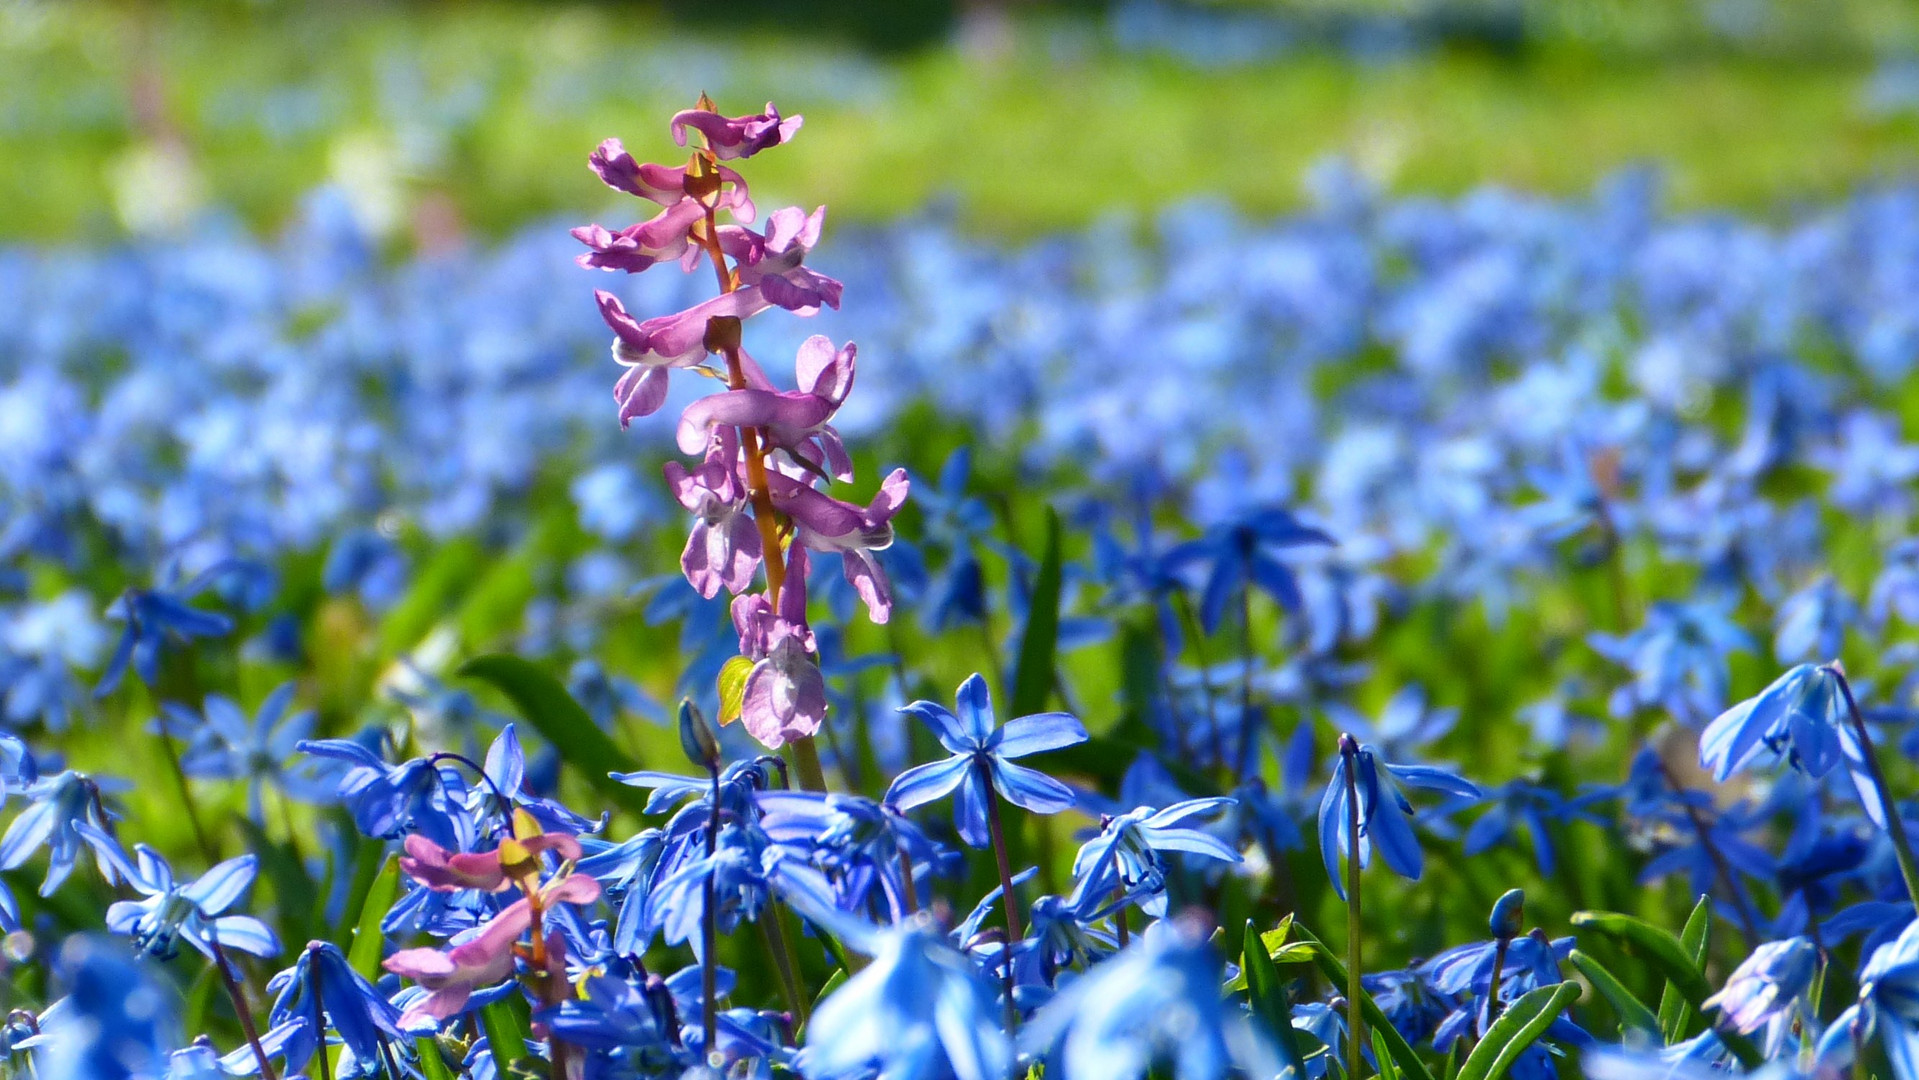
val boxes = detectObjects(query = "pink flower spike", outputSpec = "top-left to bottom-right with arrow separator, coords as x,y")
725,207 -> 842,315
571,199 -> 706,275
790,468 -> 911,624
398,833 -> 587,894
731,548 -> 826,749
665,429 -> 762,598
670,101 -> 803,160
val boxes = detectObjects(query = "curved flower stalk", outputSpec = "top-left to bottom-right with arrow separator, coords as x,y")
577,96 -> 907,785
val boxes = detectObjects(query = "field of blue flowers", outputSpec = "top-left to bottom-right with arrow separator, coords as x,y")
14,3 -> 1919,1078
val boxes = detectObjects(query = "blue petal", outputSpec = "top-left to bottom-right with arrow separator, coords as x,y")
954,674 -> 998,745
900,700 -> 976,754
992,712 -> 1087,759
885,754 -> 973,812
1384,763 -> 1480,800
184,854 -> 259,915
208,914 -> 281,958
988,759 -> 1076,815
1318,764 -> 1349,900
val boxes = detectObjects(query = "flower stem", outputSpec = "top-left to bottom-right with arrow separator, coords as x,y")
1483,938 -> 1510,1032
1343,742 -> 1364,1080
790,736 -> 828,793
898,845 -> 919,915
308,945 -> 333,1080
1831,664 -> 1919,907
1235,582 -> 1258,782
760,902 -> 808,1026
210,940 -> 277,1080
155,724 -> 218,865
1651,753 -> 1760,945
1172,592 -> 1226,776
980,759 -> 1023,1031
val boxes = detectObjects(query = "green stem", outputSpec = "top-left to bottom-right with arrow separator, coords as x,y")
791,736 -> 829,793
761,903 -> 808,1026
1342,739 -> 1363,1080
981,759 -> 1023,1032
1832,663 -> 1919,907
156,725 -> 218,865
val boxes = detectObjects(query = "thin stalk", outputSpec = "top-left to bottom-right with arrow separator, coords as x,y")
308,946 -> 333,1080
1483,938 -> 1510,1032
1113,891 -> 1130,947
1343,743 -> 1364,1080
701,766 -> 721,1061
1652,755 -> 1761,945
210,940 -> 276,1080
1832,664 -> 1919,907
1235,582 -> 1257,781
1173,592 -> 1226,775
898,845 -> 919,915
156,725 -> 218,865
980,760 -> 1023,1031
761,903 -> 809,1026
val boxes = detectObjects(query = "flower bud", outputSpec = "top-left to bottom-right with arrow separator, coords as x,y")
1489,888 -> 1525,939
679,698 -> 722,772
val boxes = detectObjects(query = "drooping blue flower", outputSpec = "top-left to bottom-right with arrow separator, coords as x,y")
1318,734 -> 1480,897
262,941 -> 404,1076
1067,798 -> 1240,918
1817,917 -> 1919,1075
29,936 -> 180,1080
1702,936 -> 1817,1057
95,573 -> 236,699
884,673 -> 1087,848
1020,913 -> 1269,1080
81,825 -> 279,961
469,723 -> 601,836
757,789 -> 946,920
297,737 -> 474,852
798,918 -> 1012,1080
1463,780 -> 1611,877
1589,599 -> 1752,723
1701,664 -> 1846,781
0,769 -> 125,896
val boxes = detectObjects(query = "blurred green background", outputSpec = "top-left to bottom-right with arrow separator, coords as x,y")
7,0 -> 1919,245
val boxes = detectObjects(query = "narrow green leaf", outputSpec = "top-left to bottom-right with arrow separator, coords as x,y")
457,653 -> 649,815
480,997 -> 532,1069
1658,896 -> 1711,1043
378,538 -> 483,658
1242,921 -> 1309,1076
1567,949 -> 1660,1036
347,856 -> 399,981
415,1037 -> 456,1080
1570,909 -> 1762,1068
1291,922 -> 1438,1080
1456,982 -> 1581,1080
798,968 -> 848,1041
717,655 -> 753,727
1010,508 -> 1063,717
1374,1030 -> 1403,1080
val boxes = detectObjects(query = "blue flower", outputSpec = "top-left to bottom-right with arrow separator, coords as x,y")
1817,918 -> 1919,1075
1702,936 -> 1817,1057
1161,506 -> 1335,634
163,684 -> 330,823
1318,734 -> 1479,896
0,770 -> 125,896
1463,780 -> 1610,877
1067,798 -> 1240,918
297,737 -> 474,851
260,941 -> 401,1075
81,825 -> 279,962
1701,664 -> 1846,781
799,919 -> 1012,1080
884,673 -> 1087,848
1774,575 -> 1857,663
1590,599 -> 1752,723
31,936 -> 180,1080
95,573 -> 236,699
1020,913 -> 1265,1080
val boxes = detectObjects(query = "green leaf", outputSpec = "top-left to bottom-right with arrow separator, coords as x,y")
1374,1030 -> 1403,1080
1010,507 -> 1063,717
798,968 -> 847,1041
1241,921 -> 1309,1076
415,1037 -> 456,1080
457,653 -> 649,815
717,655 -> 753,727
1658,896 -> 1711,1043
347,855 -> 399,982
1570,909 -> 1761,1068
1567,949 -> 1660,1036
1456,982 -> 1581,1080
378,538 -> 483,658
1291,922 -> 1438,1080
480,997 -> 532,1070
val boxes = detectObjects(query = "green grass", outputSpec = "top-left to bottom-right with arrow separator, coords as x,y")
4,2 -> 1919,245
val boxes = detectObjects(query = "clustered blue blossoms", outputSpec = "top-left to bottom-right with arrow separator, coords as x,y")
10,87 -> 1919,1080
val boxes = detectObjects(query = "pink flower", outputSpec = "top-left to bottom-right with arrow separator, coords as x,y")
570,199 -> 707,275
776,468 -> 911,624
674,335 -> 857,480
398,832 -> 585,894
670,102 -> 802,161
730,547 -> 827,749
587,138 -> 756,220
722,207 -> 843,314
596,290 -> 771,425
664,427 -> 761,598
383,874 -> 602,1030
